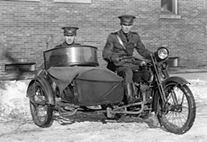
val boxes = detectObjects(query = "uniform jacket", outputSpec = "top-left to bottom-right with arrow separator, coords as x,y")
102,30 -> 152,64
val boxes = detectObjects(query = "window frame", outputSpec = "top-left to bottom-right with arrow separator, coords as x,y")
160,0 -> 181,19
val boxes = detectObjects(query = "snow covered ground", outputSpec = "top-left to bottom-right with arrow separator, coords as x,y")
0,78 -> 207,142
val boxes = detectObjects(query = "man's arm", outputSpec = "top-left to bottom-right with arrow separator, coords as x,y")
102,34 -> 118,62
135,34 -> 153,59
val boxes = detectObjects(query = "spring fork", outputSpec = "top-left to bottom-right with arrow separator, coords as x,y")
150,54 -> 167,104
170,86 -> 179,105
171,85 -> 185,107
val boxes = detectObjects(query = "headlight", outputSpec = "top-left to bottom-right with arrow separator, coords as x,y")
157,47 -> 169,60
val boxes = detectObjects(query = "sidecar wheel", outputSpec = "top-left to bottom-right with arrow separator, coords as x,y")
30,102 -> 53,128
29,82 -> 53,128
157,83 -> 196,134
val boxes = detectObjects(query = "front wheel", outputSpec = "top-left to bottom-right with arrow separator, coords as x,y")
157,83 -> 196,134
29,81 -> 54,128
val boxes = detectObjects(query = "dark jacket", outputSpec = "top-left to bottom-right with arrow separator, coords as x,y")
102,30 -> 152,64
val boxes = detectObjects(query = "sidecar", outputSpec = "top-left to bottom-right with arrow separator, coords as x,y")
27,45 -> 125,127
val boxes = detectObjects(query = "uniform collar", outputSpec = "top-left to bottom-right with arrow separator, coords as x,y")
118,30 -> 132,43
62,41 -> 74,46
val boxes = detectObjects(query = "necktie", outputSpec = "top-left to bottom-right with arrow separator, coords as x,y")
126,33 -> 129,42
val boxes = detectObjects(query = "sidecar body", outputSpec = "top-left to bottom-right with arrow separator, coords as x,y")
28,45 -> 124,107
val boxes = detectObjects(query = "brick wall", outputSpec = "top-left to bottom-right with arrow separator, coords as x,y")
0,0 -> 206,70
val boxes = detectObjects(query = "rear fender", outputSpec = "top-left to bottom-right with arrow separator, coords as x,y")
27,76 -> 55,105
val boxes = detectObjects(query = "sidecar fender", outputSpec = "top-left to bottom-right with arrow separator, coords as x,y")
162,76 -> 190,86
27,76 -> 55,105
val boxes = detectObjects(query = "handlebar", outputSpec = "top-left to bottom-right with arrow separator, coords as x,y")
119,56 -> 150,65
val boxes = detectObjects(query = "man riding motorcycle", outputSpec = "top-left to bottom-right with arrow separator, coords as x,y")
102,15 -> 153,104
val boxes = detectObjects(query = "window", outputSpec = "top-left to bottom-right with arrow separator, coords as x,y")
160,0 -> 181,19
161,0 -> 177,14
54,0 -> 91,3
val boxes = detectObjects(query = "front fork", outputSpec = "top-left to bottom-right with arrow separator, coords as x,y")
150,54 -> 167,104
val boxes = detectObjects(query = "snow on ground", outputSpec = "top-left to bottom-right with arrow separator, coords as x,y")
0,80 -> 31,121
0,79 -> 207,142
189,79 -> 207,101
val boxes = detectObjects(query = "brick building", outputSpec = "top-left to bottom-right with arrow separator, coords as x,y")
0,0 -> 206,71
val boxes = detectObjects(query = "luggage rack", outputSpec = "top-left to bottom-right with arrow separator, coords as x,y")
4,62 -> 36,72
167,57 -> 179,67
0,62 -> 36,80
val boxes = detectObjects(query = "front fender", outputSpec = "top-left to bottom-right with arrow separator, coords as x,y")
162,76 -> 190,86
27,74 -> 55,105
153,76 -> 189,114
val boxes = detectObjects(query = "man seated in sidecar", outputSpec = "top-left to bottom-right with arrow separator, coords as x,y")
102,15 -> 153,104
49,26 -> 79,92
54,26 -> 80,48
41,26 -> 125,109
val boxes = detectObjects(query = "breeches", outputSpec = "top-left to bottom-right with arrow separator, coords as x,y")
116,63 -> 140,83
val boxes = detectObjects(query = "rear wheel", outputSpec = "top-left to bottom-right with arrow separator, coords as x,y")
157,83 -> 196,134
29,82 -> 53,128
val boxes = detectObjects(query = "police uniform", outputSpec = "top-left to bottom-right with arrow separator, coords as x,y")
50,27 -> 80,100
102,15 -> 153,103
54,27 -> 80,48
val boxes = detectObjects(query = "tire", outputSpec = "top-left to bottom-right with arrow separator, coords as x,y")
157,83 -> 196,134
29,81 -> 53,128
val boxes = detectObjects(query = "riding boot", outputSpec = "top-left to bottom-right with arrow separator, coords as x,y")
125,83 -> 142,104
125,83 -> 134,104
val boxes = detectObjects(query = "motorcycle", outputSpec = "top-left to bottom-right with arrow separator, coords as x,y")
26,45 -> 196,134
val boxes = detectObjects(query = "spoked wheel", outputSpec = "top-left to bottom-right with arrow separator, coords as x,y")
29,81 -> 53,128
157,83 -> 196,134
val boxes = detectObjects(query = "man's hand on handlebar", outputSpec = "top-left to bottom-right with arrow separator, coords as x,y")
110,55 -> 122,63
110,55 -> 147,66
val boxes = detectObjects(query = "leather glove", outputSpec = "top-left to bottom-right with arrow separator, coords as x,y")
110,54 -> 121,63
